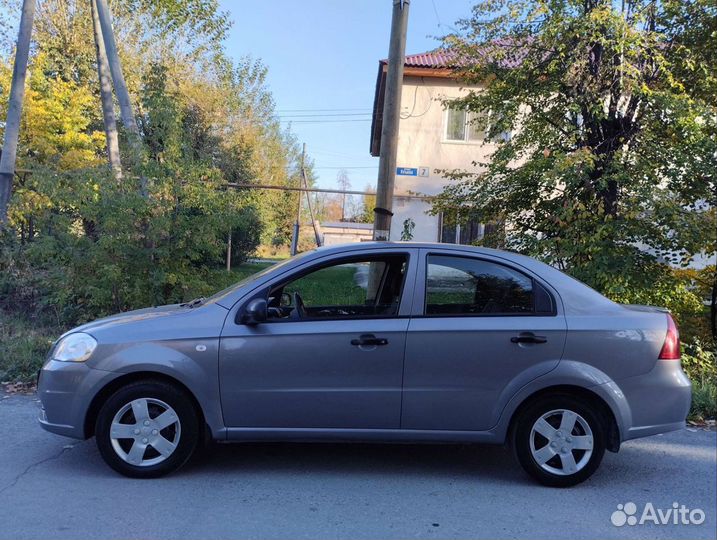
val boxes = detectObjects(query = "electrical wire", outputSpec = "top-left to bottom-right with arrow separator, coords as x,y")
276,112 -> 373,118
278,119 -> 373,124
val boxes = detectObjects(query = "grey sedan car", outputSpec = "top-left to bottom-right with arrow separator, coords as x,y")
38,242 -> 691,486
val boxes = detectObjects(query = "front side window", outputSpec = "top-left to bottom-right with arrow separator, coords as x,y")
425,255 -> 540,315
267,255 -> 408,320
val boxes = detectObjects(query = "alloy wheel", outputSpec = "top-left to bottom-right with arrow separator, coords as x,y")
529,408 -> 594,476
109,397 -> 181,467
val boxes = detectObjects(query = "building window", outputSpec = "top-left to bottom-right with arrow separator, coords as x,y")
439,211 -> 484,245
445,106 -> 510,142
445,107 -> 485,142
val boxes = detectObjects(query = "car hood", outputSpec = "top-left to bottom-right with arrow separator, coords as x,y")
61,304 -> 191,339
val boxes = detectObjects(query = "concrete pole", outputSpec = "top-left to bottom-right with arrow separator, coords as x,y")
290,143 -> 306,256
373,0 -> 409,241
90,0 -> 123,180
94,0 -> 146,196
0,0 -> 36,224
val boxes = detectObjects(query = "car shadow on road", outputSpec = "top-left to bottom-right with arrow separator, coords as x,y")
182,440 -> 530,484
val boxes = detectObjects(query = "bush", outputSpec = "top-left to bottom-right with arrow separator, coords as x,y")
1,165 -> 262,327
0,315 -> 60,382
682,339 -> 717,420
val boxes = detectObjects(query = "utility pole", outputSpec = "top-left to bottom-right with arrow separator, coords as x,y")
290,143 -> 306,256
0,0 -> 36,224
373,0 -> 409,241
90,0 -> 122,180
94,0 -> 146,196
301,156 -> 322,248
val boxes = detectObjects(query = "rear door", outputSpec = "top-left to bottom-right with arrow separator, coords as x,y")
401,249 -> 566,431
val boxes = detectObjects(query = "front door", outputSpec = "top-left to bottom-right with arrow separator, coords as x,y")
220,251 -> 415,429
401,250 -> 567,431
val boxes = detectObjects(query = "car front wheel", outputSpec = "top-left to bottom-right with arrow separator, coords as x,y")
95,380 -> 200,478
512,394 -> 606,487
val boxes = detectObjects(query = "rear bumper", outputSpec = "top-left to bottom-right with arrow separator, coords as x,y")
37,360 -> 114,439
618,360 -> 692,442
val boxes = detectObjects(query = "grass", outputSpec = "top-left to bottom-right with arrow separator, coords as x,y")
0,315 -> 61,383
289,265 -> 366,306
689,378 -> 717,422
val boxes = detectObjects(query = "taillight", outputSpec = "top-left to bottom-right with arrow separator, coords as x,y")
658,314 -> 680,360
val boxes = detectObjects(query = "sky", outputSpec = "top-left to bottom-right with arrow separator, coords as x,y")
219,0 -> 474,189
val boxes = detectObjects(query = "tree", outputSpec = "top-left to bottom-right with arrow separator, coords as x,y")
434,0 -> 716,307
0,0 -> 35,224
359,184 -> 376,223
336,168 -> 351,221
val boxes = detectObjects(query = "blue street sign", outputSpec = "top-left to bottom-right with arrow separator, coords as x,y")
397,167 -> 418,176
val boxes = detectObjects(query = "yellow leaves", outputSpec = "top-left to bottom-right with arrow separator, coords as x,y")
15,53 -> 104,170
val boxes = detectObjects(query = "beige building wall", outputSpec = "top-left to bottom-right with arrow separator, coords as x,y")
390,76 -> 498,242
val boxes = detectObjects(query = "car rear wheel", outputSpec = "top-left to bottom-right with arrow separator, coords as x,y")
512,394 -> 606,487
95,380 -> 199,478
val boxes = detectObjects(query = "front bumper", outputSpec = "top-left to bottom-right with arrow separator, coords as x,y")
37,360 -> 114,439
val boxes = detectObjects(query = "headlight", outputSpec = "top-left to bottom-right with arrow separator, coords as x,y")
52,332 -> 97,362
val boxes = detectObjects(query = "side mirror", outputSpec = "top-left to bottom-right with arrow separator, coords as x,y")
243,298 -> 267,325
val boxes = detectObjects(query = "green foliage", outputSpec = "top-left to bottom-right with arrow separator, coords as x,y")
0,315 -> 61,382
434,0 -> 715,338
401,218 -> 415,241
689,379 -> 717,421
0,0 -> 309,330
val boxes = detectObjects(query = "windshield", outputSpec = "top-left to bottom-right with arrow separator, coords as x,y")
205,251 -> 314,305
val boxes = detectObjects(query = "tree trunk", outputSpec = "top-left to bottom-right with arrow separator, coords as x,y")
90,0 -> 122,180
94,0 -> 146,196
0,0 -> 36,224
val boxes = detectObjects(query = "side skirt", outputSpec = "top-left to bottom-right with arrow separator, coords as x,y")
222,427 -> 504,445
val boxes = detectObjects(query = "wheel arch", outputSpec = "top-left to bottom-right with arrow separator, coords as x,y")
507,385 -> 621,452
83,371 -> 207,439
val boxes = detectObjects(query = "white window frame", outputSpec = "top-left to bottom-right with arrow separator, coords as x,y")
443,106 -> 511,144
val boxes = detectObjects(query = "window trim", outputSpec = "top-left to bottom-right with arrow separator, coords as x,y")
443,107 -> 484,144
442,107 -> 512,144
237,252 -> 413,324
419,253 -> 557,318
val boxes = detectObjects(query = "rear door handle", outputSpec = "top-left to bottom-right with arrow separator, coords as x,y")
510,332 -> 547,344
351,334 -> 389,346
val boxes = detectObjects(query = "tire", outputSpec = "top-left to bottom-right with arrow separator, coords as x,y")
95,380 -> 200,478
512,394 -> 606,487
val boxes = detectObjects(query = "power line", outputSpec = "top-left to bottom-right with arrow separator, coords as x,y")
276,107 -> 371,113
313,166 -> 377,170
276,112 -> 372,118
278,118 -> 372,124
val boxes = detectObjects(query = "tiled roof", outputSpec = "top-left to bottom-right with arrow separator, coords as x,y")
379,50 -> 456,69
405,50 -> 455,68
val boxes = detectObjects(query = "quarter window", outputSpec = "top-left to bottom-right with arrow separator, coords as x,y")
425,255 -> 548,315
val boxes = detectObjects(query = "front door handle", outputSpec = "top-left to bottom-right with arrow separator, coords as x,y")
510,332 -> 547,344
351,334 -> 389,347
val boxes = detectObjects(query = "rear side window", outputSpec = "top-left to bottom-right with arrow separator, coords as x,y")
425,255 -> 553,316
